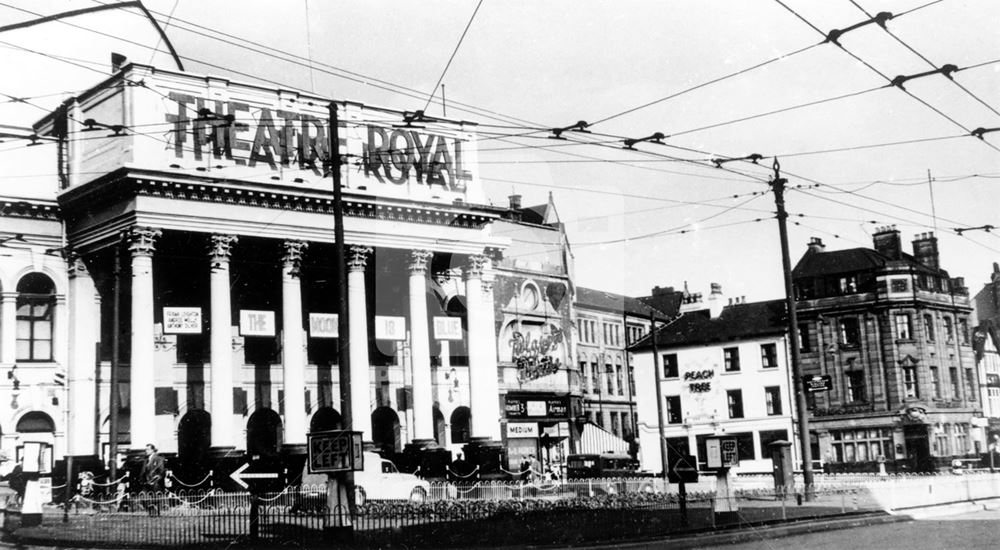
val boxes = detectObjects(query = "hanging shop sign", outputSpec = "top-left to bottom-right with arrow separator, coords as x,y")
240,310 -> 275,337
309,313 -> 339,338
163,307 -> 202,334
505,395 -> 570,419
433,317 -> 463,340
374,316 -> 407,340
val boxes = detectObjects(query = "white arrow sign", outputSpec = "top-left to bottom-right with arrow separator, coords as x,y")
230,463 -> 279,489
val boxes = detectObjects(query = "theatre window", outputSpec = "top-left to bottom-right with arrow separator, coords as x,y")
16,274 -> 55,362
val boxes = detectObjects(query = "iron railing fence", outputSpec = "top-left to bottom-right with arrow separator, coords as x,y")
3,473 -> 998,548
4,482 -> 886,548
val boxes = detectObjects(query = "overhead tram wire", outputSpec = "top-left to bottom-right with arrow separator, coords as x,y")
420,0 -> 485,113
846,0 -> 1000,119
85,0 -> 542,130
588,0 -> 941,128
772,0 -> 1000,155
589,42 -> 823,126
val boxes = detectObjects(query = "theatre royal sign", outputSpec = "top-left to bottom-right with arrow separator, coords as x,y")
81,66 -> 485,205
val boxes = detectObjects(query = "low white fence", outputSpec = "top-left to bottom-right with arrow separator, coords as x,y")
425,471 -> 1000,511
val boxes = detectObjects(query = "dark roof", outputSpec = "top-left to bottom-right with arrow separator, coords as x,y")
793,247 -> 946,279
636,292 -> 683,318
631,299 -> 787,350
575,287 -> 670,319
519,203 -> 551,225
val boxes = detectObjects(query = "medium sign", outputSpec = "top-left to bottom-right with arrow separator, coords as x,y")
240,310 -> 275,337
706,437 -> 739,469
433,317 -> 463,340
163,307 -> 202,334
374,316 -> 406,340
506,423 -> 538,439
309,313 -> 339,338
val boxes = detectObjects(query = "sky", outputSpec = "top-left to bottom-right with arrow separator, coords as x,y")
1,0 -> 999,303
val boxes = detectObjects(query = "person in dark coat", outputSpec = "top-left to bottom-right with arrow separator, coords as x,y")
139,444 -> 166,515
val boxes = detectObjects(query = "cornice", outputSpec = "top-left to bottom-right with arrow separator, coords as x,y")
57,168 -> 496,230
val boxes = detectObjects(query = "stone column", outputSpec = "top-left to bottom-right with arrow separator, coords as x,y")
465,254 -> 495,440
348,246 -> 373,439
66,253 -> 98,457
128,226 -> 161,451
1,291 -> 16,364
408,250 -> 434,444
281,240 -> 308,447
479,276 -> 502,440
208,234 -> 237,451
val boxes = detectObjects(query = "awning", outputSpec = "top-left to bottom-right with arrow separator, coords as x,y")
577,421 -> 628,454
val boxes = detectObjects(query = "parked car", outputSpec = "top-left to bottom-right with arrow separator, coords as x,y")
354,452 -> 429,505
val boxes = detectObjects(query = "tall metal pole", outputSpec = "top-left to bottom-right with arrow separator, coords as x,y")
770,158 -> 814,497
622,309 -> 636,451
109,234 -> 122,482
328,101 -> 356,517
649,312 -> 668,481
329,103 -> 351,430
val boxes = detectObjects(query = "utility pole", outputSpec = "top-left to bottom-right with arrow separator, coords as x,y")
649,312 -> 668,482
328,101 -> 356,518
770,158 -> 814,497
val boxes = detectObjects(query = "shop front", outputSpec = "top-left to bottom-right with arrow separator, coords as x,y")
503,393 -> 579,476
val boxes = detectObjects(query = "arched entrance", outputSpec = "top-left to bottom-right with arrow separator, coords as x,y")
450,406 -> 471,444
177,410 -> 211,461
371,407 -> 401,455
309,407 -> 342,432
246,409 -> 283,457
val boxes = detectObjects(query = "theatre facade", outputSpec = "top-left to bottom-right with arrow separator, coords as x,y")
17,63 -> 519,477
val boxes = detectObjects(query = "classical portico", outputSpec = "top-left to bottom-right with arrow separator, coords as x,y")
41,63 -> 509,474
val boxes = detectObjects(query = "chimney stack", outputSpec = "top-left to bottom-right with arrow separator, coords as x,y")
873,225 -> 902,260
708,282 -> 725,318
912,232 -> 939,270
508,194 -> 522,210
807,237 -> 825,253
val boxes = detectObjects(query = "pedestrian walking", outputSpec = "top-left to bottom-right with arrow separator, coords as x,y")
139,443 -> 165,516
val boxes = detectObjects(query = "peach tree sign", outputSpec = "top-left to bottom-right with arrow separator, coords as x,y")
509,324 -> 565,383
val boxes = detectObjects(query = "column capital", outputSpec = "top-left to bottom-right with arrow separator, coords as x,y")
126,226 -> 161,257
465,254 -> 488,280
347,245 -> 373,272
408,249 -> 433,275
282,240 -> 309,276
208,234 -> 239,264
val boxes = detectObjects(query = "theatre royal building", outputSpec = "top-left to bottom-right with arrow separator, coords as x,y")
4,63 -> 534,482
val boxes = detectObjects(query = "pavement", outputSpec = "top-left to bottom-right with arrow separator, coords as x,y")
543,497 -> 1000,550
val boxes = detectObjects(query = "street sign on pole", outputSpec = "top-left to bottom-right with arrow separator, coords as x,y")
308,430 -> 364,474
667,454 -> 699,484
230,463 -> 280,490
706,437 -> 740,470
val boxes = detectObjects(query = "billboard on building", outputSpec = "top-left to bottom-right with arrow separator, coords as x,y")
71,65 -> 486,206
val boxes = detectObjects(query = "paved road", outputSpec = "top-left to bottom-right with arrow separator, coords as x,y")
683,507 -> 1000,550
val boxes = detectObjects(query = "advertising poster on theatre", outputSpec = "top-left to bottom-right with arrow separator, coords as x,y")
95,66 -> 487,207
